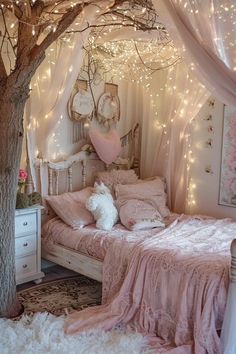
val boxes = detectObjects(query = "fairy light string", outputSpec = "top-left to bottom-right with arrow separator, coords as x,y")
1,0 -> 235,212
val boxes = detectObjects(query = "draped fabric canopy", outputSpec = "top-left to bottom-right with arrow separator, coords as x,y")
154,0 -> 236,108
140,62 -> 209,212
26,0 -> 236,210
145,0 -> 236,212
150,2 -> 236,351
26,5 -> 104,193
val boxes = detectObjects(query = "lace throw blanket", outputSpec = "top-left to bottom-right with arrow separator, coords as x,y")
65,216 -> 235,353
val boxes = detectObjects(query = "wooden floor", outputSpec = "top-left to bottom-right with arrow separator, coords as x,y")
17,265 -> 78,291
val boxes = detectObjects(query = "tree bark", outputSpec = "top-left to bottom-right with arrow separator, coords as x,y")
0,0 -> 86,319
0,82 -> 29,318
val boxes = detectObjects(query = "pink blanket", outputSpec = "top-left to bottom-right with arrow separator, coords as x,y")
42,214 -> 177,261
65,216 -> 235,353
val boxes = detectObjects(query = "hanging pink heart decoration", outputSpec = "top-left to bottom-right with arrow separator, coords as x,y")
89,128 -> 121,165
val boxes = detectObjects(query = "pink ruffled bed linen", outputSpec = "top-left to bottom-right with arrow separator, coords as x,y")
42,214 -> 177,261
64,215 -> 236,354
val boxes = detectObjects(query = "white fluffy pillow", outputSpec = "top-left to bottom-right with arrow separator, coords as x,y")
86,182 -> 118,231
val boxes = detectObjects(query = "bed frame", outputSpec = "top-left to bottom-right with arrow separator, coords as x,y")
40,146 -> 105,281
28,122 -> 236,351
30,124 -> 140,282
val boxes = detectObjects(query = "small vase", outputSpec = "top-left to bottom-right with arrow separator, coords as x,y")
18,182 -> 25,193
16,191 -> 29,209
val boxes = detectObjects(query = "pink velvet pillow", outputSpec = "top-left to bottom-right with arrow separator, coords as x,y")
119,199 -> 164,231
115,177 -> 170,218
89,128 -> 121,164
46,187 -> 94,229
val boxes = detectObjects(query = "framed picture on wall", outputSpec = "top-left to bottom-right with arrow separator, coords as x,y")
219,105 -> 236,207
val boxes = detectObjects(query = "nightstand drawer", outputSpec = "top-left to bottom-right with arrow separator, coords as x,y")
15,234 -> 37,257
15,213 -> 37,236
15,206 -> 44,285
16,255 -> 37,278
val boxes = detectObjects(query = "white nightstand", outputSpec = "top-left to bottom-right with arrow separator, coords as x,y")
15,206 -> 45,285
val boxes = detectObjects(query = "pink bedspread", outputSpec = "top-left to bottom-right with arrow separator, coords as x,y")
64,215 -> 236,353
42,214 -> 177,261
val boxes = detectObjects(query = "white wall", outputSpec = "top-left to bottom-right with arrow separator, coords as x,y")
190,98 -> 236,220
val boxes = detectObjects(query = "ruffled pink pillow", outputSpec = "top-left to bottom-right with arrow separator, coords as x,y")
119,199 -> 164,231
115,177 -> 170,218
89,128 -> 121,164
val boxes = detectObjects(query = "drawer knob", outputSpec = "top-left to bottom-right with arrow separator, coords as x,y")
23,222 -> 28,226
23,242 -> 28,247
22,264 -> 28,269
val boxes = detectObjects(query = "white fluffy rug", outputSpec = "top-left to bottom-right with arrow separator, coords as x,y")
0,313 -> 154,354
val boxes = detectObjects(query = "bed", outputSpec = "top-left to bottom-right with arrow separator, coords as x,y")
34,124 -> 140,282
41,207 -> 236,353
30,123 -> 236,353
41,213 -> 178,281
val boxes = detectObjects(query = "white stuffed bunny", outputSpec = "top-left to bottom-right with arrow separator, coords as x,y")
86,182 -> 118,231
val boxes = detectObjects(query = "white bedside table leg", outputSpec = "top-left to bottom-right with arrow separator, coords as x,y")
34,278 -> 43,285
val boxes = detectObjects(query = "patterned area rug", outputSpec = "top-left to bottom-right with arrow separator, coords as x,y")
17,275 -> 102,316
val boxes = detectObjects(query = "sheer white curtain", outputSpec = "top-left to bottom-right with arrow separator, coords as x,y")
152,1 -> 236,351
94,28 -> 209,212
140,61 -> 209,212
153,0 -> 236,107
26,5 -> 99,194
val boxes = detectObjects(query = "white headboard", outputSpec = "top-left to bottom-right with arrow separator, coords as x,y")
27,124 -> 140,196
44,152 -> 101,196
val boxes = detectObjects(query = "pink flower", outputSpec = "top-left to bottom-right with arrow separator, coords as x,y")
18,169 -> 28,182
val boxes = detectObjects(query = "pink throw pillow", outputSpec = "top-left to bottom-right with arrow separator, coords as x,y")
89,128 -> 121,164
115,177 -> 170,218
119,199 -> 164,231
46,187 -> 94,229
95,169 -> 138,197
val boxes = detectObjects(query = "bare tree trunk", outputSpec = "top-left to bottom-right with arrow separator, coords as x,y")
0,82 -> 29,317
0,0 -> 88,319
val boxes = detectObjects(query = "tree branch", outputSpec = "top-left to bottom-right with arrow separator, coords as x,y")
16,1 -> 44,62
0,8 -> 16,56
10,2 -> 86,89
0,0 -> 22,19
0,53 -> 7,81
30,2 -> 85,61
66,22 -> 158,34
